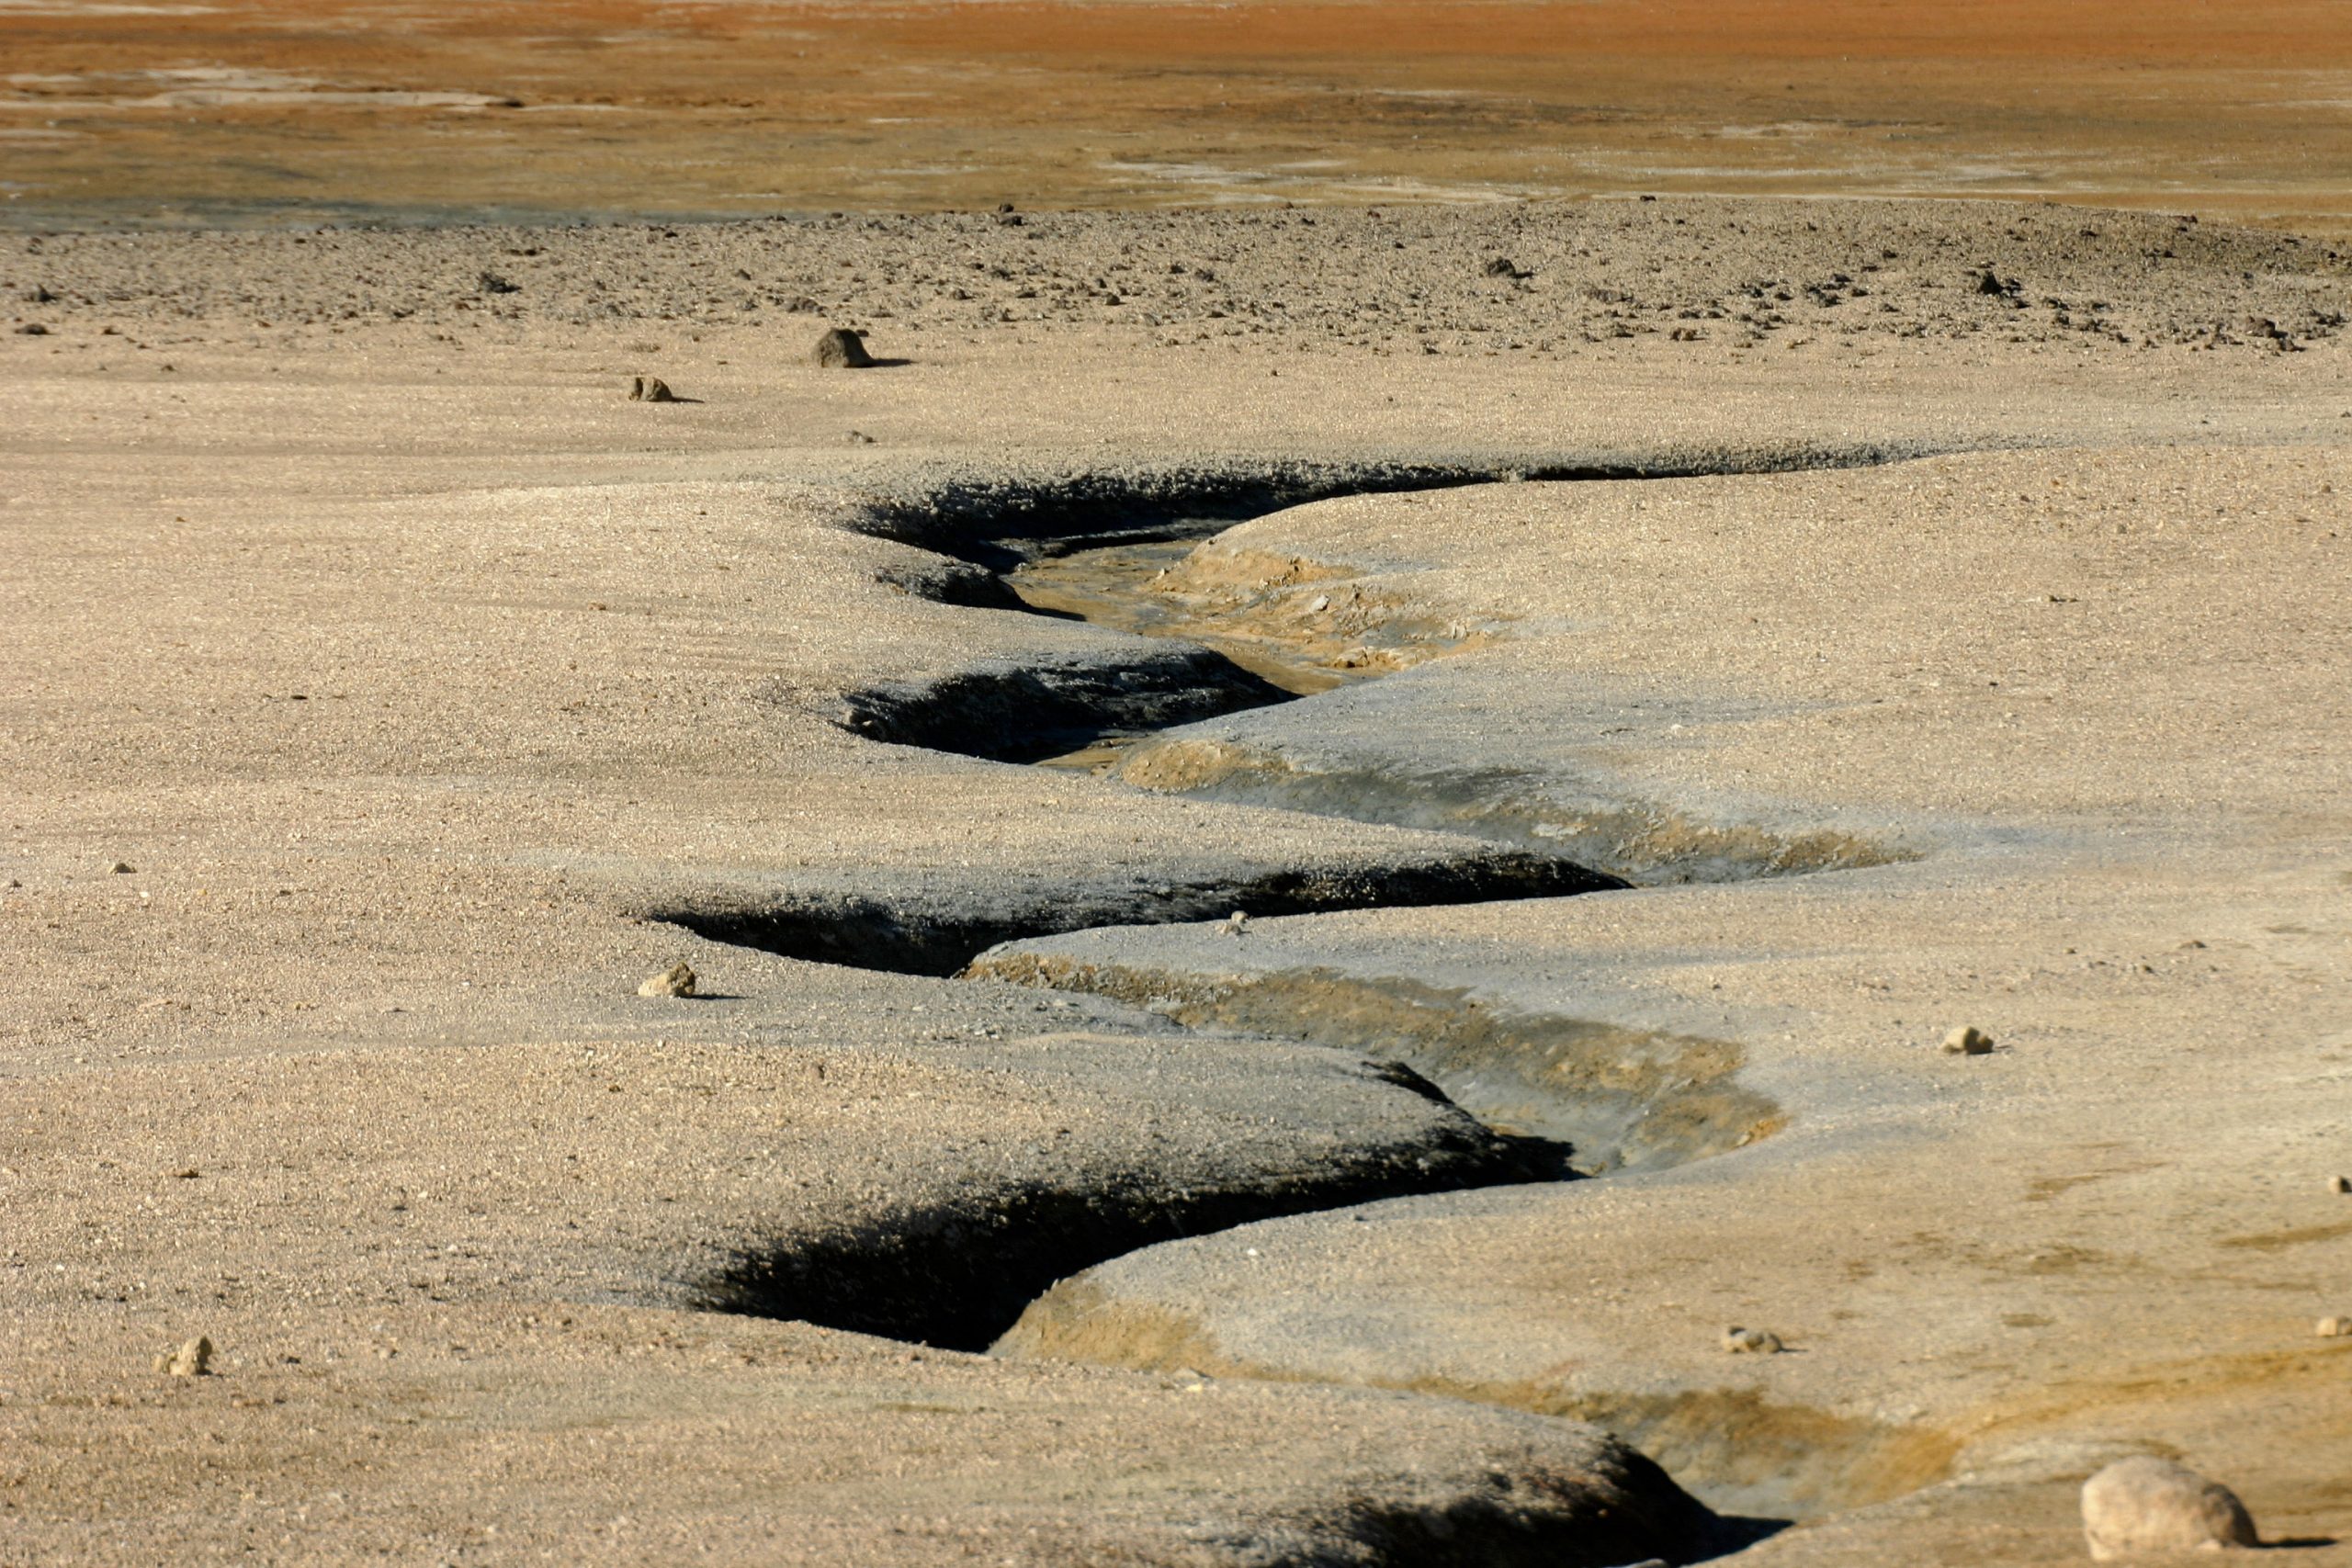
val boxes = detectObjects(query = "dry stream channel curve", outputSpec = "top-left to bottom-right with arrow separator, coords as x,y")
657,456 -> 1943,1547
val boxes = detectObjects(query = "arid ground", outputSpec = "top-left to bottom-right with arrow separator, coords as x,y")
4,4 -> 2351,1562
4,0 -> 2351,231
4,195 -> 2350,1563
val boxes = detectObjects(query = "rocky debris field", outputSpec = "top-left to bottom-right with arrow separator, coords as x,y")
6,197 -> 2349,356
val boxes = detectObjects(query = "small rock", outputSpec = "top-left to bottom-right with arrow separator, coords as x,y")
2081,1456 -> 2257,1560
814,327 -> 875,368
1942,1025 -> 1995,1055
638,962 -> 695,998
2318,1316 -> 2350,1338
1975,269 -> 2009,296
1221,910 -> 1249,937
1722,1326 -> 1783,1354
109,862 -> 134,874
156,1336 -> 213,1377
1482,256 -> 1527,279
847,430 -> 876,445
17,322 -> 48,335
637,377 -> 677,403
25,286 -> 54,303
2330,1175 -> 2349,1195
2243,315 -> 2296,351
478,270 -> 520,295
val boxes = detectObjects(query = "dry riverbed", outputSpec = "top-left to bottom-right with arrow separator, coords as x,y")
3,197 -> 2349,1565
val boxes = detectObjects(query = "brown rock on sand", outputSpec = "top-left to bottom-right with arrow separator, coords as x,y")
2081,1457 -> 2258,1559
636,962 -> 695,998
153,1336 -> 211,1377
1942,1024 -> 1995,1055
814,326 -> 875,368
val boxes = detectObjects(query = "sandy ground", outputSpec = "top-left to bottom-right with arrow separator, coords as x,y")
3,1 -> 2350,231
2,197 -> 2349,1562
976,449 -> 2352,1540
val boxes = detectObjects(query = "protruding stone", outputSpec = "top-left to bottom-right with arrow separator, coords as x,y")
156,1336 -> 213,1377
1722,1325 -> 1782,1354
814,327 -> 875,368
2080,1456 -> 2257,1561
2318,1315 -> 2350,1338
1221,910 -> 1249,938
637,962 -> 695,998
109,861 -> 134,874
2331,1175 -> 2350,1195
632,377 -> 676,403
1942,1025 -> 1995,1055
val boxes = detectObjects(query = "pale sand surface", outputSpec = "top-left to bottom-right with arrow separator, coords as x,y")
3,197 -> 2349,1562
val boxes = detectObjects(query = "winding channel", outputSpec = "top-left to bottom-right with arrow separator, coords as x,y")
665,457 -> 1970,1546
678,462 -> 1894,1345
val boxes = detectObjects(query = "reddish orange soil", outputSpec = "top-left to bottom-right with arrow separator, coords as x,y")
4,0 -> 2348,229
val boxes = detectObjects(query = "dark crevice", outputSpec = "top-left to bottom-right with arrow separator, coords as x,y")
699,1124 -> 1553,1350
841,447 -> 1971,770
835,644 -> 1291,761
1315,1450 -> 1736,1568
851,445 -> 1974,570
654,852 -> 1627,978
